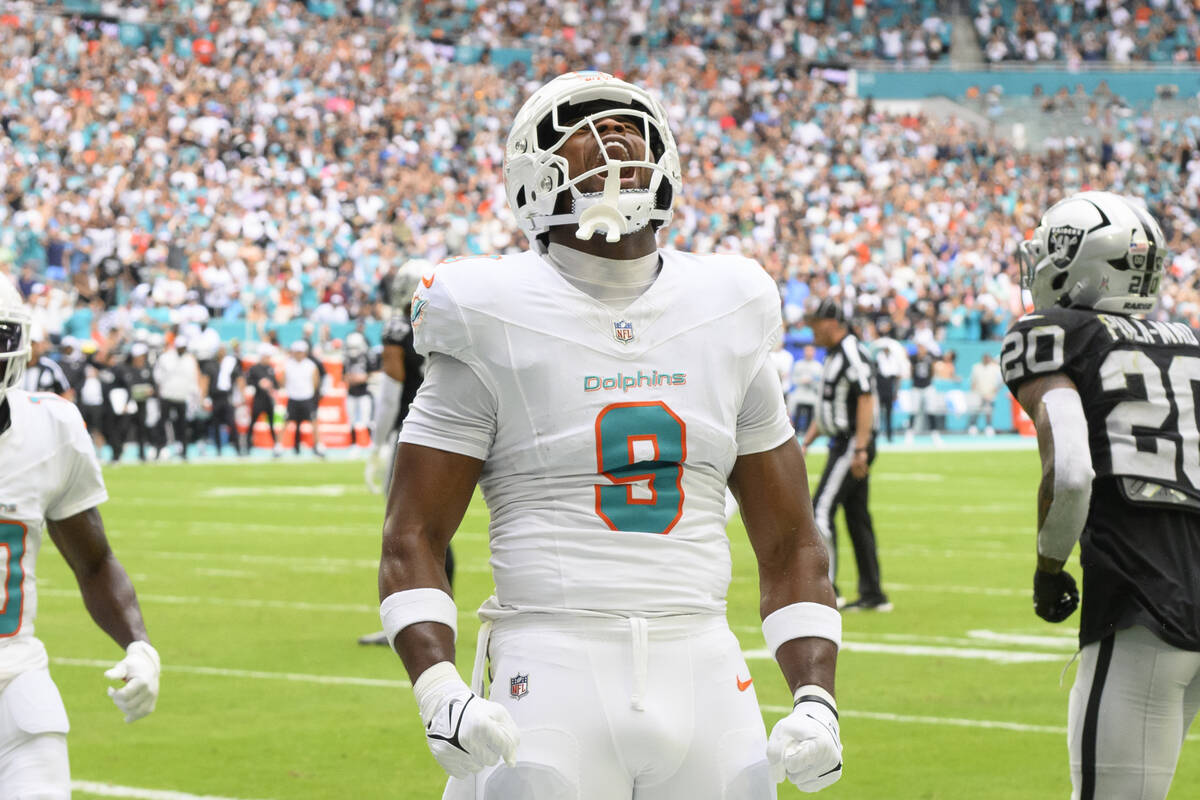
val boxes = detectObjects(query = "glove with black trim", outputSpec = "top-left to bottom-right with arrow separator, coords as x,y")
1033,568 -> 1079,623
414,662 -> 519,779
767,685 -> 843,792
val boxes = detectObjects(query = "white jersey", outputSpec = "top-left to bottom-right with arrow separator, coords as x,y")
401,249 -> 793,617
0,390 -> 107,683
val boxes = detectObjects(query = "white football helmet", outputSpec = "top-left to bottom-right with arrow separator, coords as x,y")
1020,191 -> 1168,314
345,331 -> 367,358
0,273 -> 30,401
504,71 -> 681,252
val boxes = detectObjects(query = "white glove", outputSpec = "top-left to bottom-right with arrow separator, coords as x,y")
104,641 -> 160,723
413,662 -> 519,779
767,685 -> 843,792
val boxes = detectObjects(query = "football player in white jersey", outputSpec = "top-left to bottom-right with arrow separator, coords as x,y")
0,274 -> 160,798
378,72 -> 842,799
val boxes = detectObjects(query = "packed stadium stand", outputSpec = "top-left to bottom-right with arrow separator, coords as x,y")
2,0 -> 1200,449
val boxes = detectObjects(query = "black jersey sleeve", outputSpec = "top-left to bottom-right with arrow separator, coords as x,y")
1001,307 -> 1106,397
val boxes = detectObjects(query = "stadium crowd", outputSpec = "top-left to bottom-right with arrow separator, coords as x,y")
975,0 -> 1200,64
2,0 -> 1200,454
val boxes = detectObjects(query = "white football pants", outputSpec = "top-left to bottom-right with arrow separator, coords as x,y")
0,669 -> 70,800
1069,624 -> 1200,800
444,613 -> 775,800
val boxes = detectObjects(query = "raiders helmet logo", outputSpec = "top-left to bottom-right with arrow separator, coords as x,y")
1048,225 -> 1084,268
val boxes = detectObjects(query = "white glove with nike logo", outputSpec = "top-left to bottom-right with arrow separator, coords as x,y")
104,641 -> 160,723
414,661 -> 520,779
767,684 -> 843,792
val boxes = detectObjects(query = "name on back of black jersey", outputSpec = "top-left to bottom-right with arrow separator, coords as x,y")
1095,314 -> 1198,347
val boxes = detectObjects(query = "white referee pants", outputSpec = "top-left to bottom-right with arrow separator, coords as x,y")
1069,624 -> 1200,800
444,614 -> 774,800
0,669 -> 70,800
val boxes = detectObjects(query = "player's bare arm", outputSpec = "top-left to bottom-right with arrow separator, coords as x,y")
46,507 -> 160,722
1015,372 -> 1093,622
731,436 -> 843,791
46,507 -> 149,648
378,442 -> 480,678
730,437 -> 838,695
379,443 -> 518,777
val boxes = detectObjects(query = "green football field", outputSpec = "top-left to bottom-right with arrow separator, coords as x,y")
34,447 -> 1199,799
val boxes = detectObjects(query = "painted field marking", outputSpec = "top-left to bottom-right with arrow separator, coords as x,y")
72,780 -> 271,800
104,548 -> 493,575
967,630 -> 1079,648
52,658 -> 411,689
40,589 -> 484,617
760,706 -> 1065,734
885,582 -> 1027,597
40,588 -> 377,614
202,486 -> 352,498
745,642 -> 1062,664
115,521 -> 490,542
55,659 -> 1200,743
871,473 -> 945,482
193,568 -> 259,579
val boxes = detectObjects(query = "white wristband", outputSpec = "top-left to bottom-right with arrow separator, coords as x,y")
380,588 -> 458,655
793,683 -> 837,709
762,602 -> 841,658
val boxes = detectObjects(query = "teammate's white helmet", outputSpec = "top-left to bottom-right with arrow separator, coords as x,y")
345,331 -> 367,357
0,273 -> 30,401
1020,191 -> 1168,314
504,71 -> 681,252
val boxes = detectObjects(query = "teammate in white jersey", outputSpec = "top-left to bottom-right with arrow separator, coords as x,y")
0,274 -> 160,798
378,72 -> 842,799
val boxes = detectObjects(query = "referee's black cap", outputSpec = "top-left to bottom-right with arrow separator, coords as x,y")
807,297 -> 846,323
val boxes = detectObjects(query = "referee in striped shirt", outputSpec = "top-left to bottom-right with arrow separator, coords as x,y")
800,298 -> 891,612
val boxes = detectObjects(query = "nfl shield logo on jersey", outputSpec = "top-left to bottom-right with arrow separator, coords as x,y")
613,320 -> 634,343
510,673 -> 529,700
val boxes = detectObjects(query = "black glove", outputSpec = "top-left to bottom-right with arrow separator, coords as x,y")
1033,569 -> 1079,623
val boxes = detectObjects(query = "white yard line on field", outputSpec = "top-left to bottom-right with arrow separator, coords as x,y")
52,658 -> 412,689
760,706 -> 1065,734
57,657 -> 1198,743
40,588 -> 486,616
202,486 -> 351,497
39,588 -> 378,614
884,581 -> 1027,597
967,629 -> 1080,648
72,781 -> 270,800
759,707 -> 1200,742
746,642 -> 1063,664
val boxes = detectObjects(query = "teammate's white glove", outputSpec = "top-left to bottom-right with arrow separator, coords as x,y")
767,685 -> 843,792
414,662 -> 519,779
104,641 -> 160,723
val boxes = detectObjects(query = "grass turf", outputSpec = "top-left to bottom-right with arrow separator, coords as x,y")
32,449 -> 1199,798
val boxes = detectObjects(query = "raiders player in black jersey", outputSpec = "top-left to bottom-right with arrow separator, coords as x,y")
1005,191 -> 1199,800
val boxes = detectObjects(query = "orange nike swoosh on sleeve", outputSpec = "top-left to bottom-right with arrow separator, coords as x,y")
737,676 -> 753,692
421,275 -> 435,288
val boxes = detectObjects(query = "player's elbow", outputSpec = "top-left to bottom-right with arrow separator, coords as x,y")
1057,463 -> 1095,499
1055,446 -> 1096,498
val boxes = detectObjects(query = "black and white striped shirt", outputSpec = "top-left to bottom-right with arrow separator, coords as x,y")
21,356 -> 71,396
816,333 -> 876,437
